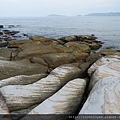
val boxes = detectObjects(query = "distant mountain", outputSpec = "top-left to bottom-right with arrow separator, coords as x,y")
48,14 -> 66,17
86,12 -> 120,16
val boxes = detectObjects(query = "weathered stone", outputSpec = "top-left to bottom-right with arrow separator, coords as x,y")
89,42 -> 102,50
59,36 -> 77,42
0,59 -> 48,80
65,42 -> 91,53
30,57 -> 48,66
18,43 -> 57,59
29,36 -> 56,45
52,45 -> 72,53
73,52 -> 89,61
0,74 -> 47,88
88,55 -> 120,91
79,76 -> 120,114
8,39 -> 33,48
22,78 -> 86,120
0,64 -> 81,111
42,53 -> 76,68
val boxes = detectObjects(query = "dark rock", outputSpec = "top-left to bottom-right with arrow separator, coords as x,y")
0,25 -> 3,28
3,30 -> 19,36
0,42 -> 8,47
59,36 -> 77,42
0,32 -> 3,35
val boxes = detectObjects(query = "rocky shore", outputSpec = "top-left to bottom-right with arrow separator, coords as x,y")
0,25 -> 120,120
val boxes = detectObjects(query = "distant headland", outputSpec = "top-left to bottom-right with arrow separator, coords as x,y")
86,12 -> 120,16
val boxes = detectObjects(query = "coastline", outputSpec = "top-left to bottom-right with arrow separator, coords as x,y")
0,25 -> 120,119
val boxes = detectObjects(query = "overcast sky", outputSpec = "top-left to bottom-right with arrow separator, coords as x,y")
0,0 -> 120,17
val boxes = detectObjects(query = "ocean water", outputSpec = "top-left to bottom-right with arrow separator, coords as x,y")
0,16 -> 120,49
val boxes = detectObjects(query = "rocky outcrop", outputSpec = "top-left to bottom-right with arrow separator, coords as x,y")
0,25 -> 3,28
0,74 -> 47,88
79,55 -> 120,114
0,59 -> 48,80
0,64 -> 81,111
79,76 -> 120,114
22,78 -> 86,120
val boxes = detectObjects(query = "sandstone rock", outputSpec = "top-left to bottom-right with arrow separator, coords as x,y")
0,59 -> 48,80
0,92 -> 10,114
65,42 -> 91,53
30,57 -> 48,66
29,36 -> 56,45
73,52 -> 89,61
0,64 -> 81,111
18,43 -> 57,59
52,45 -> 72,53
42,53 -> 76,68
8,39 -> 33,48
79,76 -> 120,114
88,55 -> 120,91
0,74 -> 47,88
22,78 -> 86,120
59,36 -> 77,42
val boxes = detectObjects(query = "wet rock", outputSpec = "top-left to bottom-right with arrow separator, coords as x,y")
22,78 -> 86,120
3,30 -> 19,36
89,42 -> 102,50
0,64 -> 82,111
42,53 -> 76,68
0,59 -> 48,80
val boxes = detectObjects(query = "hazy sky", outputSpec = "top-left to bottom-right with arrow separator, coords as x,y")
0,0 -> 120,17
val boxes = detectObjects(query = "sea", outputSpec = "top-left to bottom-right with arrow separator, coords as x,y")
0,16 -> 120,49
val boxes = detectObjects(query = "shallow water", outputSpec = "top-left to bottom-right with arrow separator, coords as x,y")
0,16 -> 120,49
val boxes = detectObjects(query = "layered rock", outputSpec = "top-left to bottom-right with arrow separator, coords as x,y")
0,74 -> 47,88
79,55 -> 120,114
79,76 -> 120,114
0,64 -> 81,111
22,78 -> 86,120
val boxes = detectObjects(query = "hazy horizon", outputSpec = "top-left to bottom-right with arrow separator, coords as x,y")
0,0 -> 120,17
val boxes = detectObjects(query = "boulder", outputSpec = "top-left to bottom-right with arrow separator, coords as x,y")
29,36 -> 55,45
79,76 -> 120,114
30,57 -> 48,66
0,42 -> 8,47
0,73 -> 47,88
8,39 -> 33,48
59,36 -> 77,42
73,52 -> 89,61
42,53 -> 76,68
0,64 -> 81,111
88,55 -> 120,91
65,42 -> 91,53
0,59 -> 48,80
89,42 -> 102,50
18,43 -> 57,59
22,78 -> 86,120
52,45 -> 72,53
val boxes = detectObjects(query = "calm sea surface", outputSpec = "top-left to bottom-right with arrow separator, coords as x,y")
0,16 -> 120,49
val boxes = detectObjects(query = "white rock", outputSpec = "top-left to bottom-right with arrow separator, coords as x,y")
0,64 -> 81,112
0,74 -> 47,88
79,76 -> 120,114
22,78 -> 86,120
88,55 -> 120,77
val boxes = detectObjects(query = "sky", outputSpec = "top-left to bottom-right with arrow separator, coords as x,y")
0,0 -> 120,17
